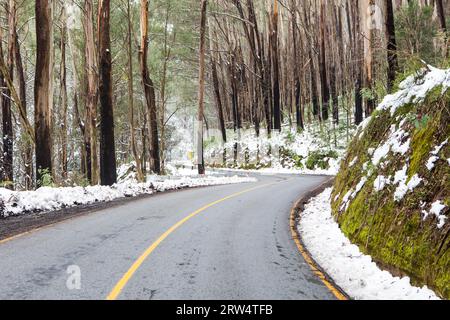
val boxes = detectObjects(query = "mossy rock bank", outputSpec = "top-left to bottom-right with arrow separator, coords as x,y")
332,73 -> 449,299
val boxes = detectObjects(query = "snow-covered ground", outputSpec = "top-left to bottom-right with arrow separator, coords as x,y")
205,123 -> 353,176
298,188 -> 440,300
0,172 -> 256,218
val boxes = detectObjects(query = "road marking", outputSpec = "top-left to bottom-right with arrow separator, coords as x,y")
290,197 -> 348,300
106,183 -> 273,300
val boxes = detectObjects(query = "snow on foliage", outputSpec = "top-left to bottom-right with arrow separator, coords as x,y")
422,200 -> 448,229
372,125 -> 410,166
394,173 -> 423,202
378,66 -> 450,116
299,188 -> 440,300
373,175 -> 391,192
426,156 -> 439,171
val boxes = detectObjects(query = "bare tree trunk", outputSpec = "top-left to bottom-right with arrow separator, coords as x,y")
0,0 -> 15,188
35,0 -> 53,186
354,0 -> 364,125
84,0 -> 99,184
385,0 -> 398,93
59,6 -> 68,180
209,21 -> 226,144
435,0 -> 447,57
13,18 -> 33,189
126,0 -> 144,182
98,0 -> 117,186
68,22 -> 90,181
271,0 -> 281,131
140,0 -> 160,175
319,1 -> 329,122
197,0 -> 207,174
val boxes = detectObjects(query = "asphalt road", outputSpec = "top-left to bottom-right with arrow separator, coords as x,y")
0,173 -> 336,300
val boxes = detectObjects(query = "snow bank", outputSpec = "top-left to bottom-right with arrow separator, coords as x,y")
298,188 -> 440,300
0,175 -> 256,218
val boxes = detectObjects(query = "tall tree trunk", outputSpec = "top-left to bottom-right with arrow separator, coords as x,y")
319,1 -> 330,122
0,0 -> 15,188
126,0 -> 144,182
291,1 -> 304,131
435,0 -> 447,57
13,23 -> 33,189
385,0 -> 398,93
197,0 -> 207,174
209,22 -> 226,144
140,0 -> 160,174
59,6 -> 68,180
68,22 -> 90,181
98,0 -> 117,186
35,0 -> 53,186
84,0 -> 99,184
271,0 -> 281,131
354,0 -> 364,125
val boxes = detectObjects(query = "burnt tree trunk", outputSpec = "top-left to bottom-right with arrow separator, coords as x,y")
98,0 -> 117,185
271,0 -> 281,131
197,0 -> 207,174
385,0 -> 398,93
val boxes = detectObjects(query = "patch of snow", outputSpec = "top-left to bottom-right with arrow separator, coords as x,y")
352,177 -> 367,198
426,156 -> 439,171
373,175 -> 391,192
357,117 -> 372,139
339,188 -> 354,212
430,139 -> 448,155
349,157 -> 358,167
429,201 -> 447,229
298,188 -> 440,300
394,174 -> 423,202
372,126 -> 410,166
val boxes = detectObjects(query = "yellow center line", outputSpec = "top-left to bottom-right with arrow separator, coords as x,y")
106,182 -> 274,300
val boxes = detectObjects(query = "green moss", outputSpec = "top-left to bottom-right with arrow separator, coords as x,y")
331,80 -> 449,298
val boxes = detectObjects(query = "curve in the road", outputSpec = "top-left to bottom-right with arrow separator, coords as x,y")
0,173 -> 343,300
106,182 -> 274,300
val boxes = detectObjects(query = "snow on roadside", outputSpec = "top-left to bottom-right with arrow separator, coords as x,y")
0,175 -> 256,218
211,161 -> 341,176
298,188 -> 440,300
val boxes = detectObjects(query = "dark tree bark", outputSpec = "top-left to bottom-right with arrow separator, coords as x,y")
84,0 -> 98,184
209,25 -> 226,144
197,0 -> 207,174
319,2 -> 329,122
291,1 -> 304,130
385,0 -> 398,93
98,0 -> 117,185
34,0 -> 53,186
354,0 -> 364,125
436,0 -> 447,32
0,0 -> 16,188
270,0 -> 281,131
